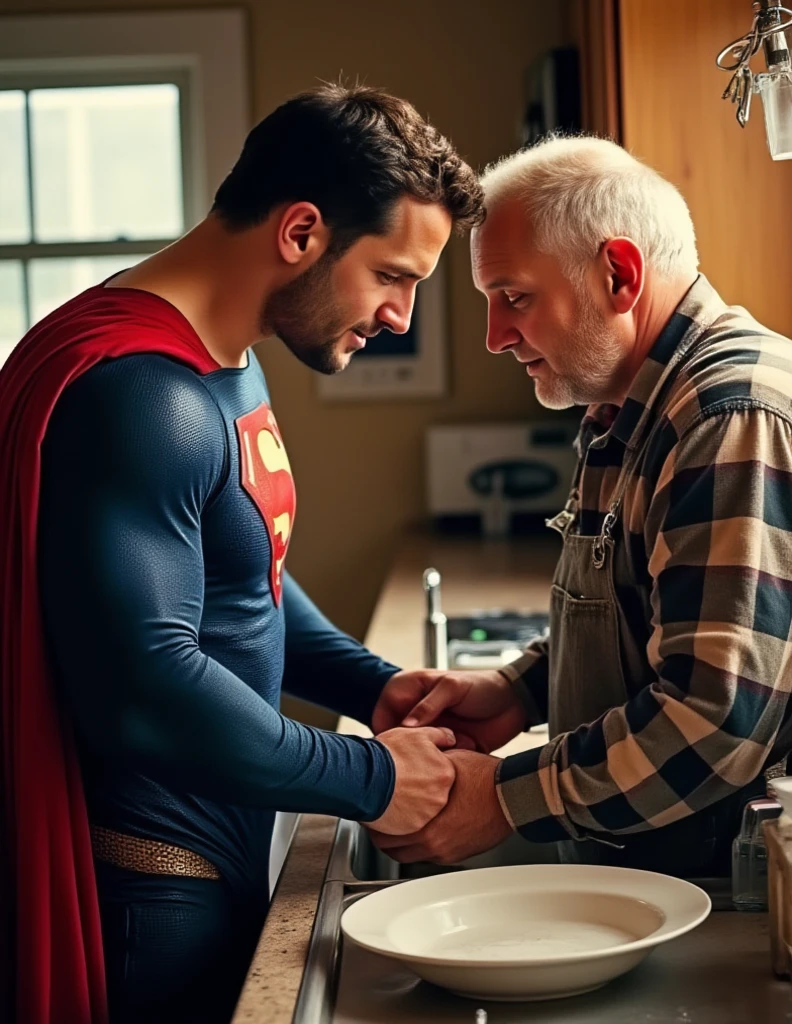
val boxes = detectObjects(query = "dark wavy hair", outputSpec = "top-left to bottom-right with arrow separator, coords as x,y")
212,82 -> 484,252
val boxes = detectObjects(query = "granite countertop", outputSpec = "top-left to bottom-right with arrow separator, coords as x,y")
232,814 -> 338,1024
232,529 -> 559,1023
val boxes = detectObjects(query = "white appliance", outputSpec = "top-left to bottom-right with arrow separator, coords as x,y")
426,421 -> 578,537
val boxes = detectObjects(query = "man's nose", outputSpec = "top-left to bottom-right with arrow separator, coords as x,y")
486,308 -> 522,354
378,291 -> 415,335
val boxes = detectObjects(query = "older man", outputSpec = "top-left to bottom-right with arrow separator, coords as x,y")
372,136 -> 792,877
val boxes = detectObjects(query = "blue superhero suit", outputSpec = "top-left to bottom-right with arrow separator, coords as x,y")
37,351 -> 398,1022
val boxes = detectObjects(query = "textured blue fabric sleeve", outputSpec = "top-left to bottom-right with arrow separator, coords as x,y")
281,572 -> 400,726
37,356 -> 395,821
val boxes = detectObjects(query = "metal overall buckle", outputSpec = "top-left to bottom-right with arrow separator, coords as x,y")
546,490 -> 579,537
592,504 -> 619,570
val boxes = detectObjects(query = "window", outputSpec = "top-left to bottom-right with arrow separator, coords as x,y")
0,9 -> 249,364
0,81 -> 186,361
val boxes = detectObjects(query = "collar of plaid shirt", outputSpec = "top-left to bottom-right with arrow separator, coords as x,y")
575,273 -> 728,457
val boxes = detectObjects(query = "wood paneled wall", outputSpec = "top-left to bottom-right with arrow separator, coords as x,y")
619,0 -> 792,334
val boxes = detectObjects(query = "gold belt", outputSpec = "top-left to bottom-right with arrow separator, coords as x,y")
90,826 -> 221,881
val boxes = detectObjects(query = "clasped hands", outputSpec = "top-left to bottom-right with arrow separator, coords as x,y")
363,669 -> 527,864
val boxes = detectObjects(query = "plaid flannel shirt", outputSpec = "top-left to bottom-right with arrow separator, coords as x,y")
495,275 -> 792,842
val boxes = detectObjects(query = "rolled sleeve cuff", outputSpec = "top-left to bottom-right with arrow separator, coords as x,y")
499,650 -> 540,683
499,651 -> 546,729
495,740 -> 583,844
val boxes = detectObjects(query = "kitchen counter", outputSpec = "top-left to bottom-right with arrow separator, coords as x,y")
232,529 -> 561,1022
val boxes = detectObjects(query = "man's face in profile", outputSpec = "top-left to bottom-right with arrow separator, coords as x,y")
266,197 -> 452,374
472,198 -> 626,409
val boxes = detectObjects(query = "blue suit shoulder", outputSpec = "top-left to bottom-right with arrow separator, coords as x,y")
45,353 -> 228,499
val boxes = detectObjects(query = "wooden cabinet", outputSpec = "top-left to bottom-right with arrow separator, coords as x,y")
564,0 -> 792,334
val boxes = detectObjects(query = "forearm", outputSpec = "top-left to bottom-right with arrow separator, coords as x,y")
496,677 -> 776,843
50,630 -> 395,821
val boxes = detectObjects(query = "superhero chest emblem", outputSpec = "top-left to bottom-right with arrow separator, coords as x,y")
234,403 -> 296,605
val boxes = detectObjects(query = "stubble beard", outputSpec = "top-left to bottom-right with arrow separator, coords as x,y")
262,252 -> 352,375
533,289 -> 625,410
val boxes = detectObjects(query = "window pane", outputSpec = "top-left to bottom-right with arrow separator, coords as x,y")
0,92 -> 31,244
0,262 -> 26,365
29,255 -> 147,326
30,85 -> 183,243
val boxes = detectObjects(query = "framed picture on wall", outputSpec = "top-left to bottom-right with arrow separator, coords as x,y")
316,257 -> 448,401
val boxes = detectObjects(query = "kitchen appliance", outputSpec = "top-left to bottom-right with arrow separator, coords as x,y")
423,566 -> 549,671
445,610 -> 549,670
426,421 -> 578,537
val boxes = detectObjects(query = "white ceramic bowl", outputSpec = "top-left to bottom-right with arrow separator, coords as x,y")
341,864 -> 711,1001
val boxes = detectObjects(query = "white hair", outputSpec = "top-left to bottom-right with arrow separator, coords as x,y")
479,135 -> 699,285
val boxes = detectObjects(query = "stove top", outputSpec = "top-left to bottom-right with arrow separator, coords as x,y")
446,611 -> 549,670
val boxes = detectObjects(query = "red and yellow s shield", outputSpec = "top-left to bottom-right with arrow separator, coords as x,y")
234,403 -> 296,605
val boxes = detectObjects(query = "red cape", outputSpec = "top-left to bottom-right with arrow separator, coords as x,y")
0,284 -> 218,1023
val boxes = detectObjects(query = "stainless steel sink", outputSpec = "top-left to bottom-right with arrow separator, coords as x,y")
292,819 -> 736,1023
295,821 -> 546,1023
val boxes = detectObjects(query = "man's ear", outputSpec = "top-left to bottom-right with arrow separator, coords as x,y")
276,202 -> 331,266
598,237 -> 644,314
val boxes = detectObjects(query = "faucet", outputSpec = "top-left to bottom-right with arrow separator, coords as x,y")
422,567 -> 448,670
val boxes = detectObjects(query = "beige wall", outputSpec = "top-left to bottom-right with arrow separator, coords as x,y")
5,0 -> 563,720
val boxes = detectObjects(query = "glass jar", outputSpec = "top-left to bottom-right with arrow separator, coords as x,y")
755,71 -> 792,160
732,798 -> 782,911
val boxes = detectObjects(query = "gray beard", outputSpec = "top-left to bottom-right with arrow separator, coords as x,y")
533,294 -> 624,409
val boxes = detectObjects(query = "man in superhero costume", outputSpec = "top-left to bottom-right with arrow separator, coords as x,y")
0,84 -> 488,1023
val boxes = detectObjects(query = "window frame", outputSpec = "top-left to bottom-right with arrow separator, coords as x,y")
1,72 -> 194,327
0,9 -> 249,336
